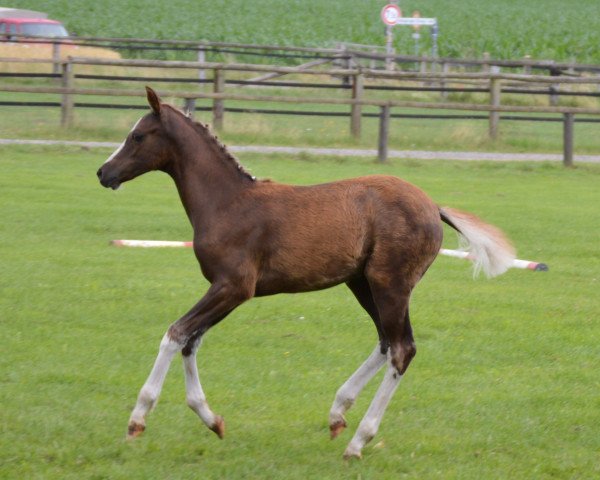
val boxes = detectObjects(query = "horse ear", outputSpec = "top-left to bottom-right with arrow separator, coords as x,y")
146,86 -> 161,115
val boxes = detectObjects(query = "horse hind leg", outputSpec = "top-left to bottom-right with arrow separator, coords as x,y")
343,282 -> 416,459
329,277 -> 388,439
343,358 -> 403,459
329,344 -> 387,440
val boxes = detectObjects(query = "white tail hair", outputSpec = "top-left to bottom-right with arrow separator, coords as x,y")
439,207 -> 516,278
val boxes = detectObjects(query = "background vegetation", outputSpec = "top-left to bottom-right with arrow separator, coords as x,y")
8,0 -> 600,63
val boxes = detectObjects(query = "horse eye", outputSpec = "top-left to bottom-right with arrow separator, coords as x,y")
132,133 -> 144,143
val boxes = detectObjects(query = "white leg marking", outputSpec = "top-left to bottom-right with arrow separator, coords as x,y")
344,361 -> 402,458
329,344 -> 387,431
183,340 -> 219,429
128,332 -> 180,430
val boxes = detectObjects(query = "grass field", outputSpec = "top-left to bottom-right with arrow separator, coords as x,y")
1,145 -> 599,479
2,99 -> 600,156
8,0 -> 600,63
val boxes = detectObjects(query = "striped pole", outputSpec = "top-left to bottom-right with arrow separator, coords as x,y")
439,248 -> 548,271
110,239 -> 193,248
110,241 -> 548,272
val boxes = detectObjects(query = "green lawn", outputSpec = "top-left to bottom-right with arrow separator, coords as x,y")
1,145 -> 599,479
1,97 -> 600,156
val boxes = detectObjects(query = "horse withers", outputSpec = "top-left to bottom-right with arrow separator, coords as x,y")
96,87 -> 515,458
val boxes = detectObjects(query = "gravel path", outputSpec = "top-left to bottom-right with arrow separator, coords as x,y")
1,138 -> 599,163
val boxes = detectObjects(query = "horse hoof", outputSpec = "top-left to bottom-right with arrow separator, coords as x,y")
209,415 -> 225,439
343,448 -> 362,460
329,420 -> 347,440
127,421 -> 145,439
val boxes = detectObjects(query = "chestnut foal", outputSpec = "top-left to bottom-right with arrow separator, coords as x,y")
97,87 -> 515,458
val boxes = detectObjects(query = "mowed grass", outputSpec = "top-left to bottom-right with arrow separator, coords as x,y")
1,145 -> 599,479
1,100 -> 600,155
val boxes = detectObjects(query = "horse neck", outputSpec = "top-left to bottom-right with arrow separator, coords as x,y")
165,121 -> 253,229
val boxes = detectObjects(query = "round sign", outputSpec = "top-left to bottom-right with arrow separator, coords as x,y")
381,4 -> 402,26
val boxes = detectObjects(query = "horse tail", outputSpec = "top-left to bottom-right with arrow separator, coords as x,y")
439,206 -> 516,278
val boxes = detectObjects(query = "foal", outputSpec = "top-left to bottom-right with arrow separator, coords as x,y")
97,87 -> 515,458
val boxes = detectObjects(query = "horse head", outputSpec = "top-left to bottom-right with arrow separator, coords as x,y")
97,87 -> 172,190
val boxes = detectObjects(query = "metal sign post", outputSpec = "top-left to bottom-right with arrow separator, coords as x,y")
411,11 -> 421,69
380,5 -> 440,68
381,3 -> 402,70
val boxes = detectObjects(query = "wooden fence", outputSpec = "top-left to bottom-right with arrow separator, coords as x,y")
6,34 -> 600,76
1,55 -> 600,165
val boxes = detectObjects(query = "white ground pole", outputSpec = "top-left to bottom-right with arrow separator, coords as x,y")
111,239 -> 193,248
111,241 -> 548,272
439,248 -> 548,271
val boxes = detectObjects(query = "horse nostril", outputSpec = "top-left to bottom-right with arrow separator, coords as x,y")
97,168 -> 103,180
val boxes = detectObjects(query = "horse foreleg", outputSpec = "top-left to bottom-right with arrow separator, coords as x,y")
328,344 -> 387,439
127,332 -> 181,438
127,278 -> 253,439
183,338 -> 224,438
343,360 -> 402,459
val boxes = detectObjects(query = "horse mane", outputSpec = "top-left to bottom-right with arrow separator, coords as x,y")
164,104 -> 257,182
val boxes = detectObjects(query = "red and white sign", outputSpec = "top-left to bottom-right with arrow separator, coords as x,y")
381,4 -> 402,26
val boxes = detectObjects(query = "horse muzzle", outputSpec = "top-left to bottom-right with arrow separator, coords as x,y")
96,166 -> 121,190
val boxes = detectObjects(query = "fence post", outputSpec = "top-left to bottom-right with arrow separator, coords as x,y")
52,42 -> 61,75
563,113 -> 574,167
489,66 -> 501,139
184,98 -> 196,119
377,105 -> 391,163
350,73 -> 364,138
522,55 -> 532,75
342,45 -> 351,86
549,62 -> 560,106
482,52 -> 490,74
197,46 -> 206,84
60,60 -> 74,128
212,68 -> 225,131
440,62 -> 449,100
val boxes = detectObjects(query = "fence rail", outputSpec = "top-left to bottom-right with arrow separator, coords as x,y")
1,55 -> 600,164
4,34 -> 600,75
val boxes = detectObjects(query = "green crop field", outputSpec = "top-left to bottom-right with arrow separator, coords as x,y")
1,145 -> 599,479
8,0 -> 600,63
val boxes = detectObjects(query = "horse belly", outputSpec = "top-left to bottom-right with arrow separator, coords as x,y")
255,224 -> 368,295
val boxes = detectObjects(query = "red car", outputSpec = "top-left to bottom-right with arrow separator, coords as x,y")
0,17 -> 69,40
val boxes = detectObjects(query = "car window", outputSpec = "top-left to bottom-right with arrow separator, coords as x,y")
0,23 -> 6,34
20,23 -> 68,37
8,23 -> 17,34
